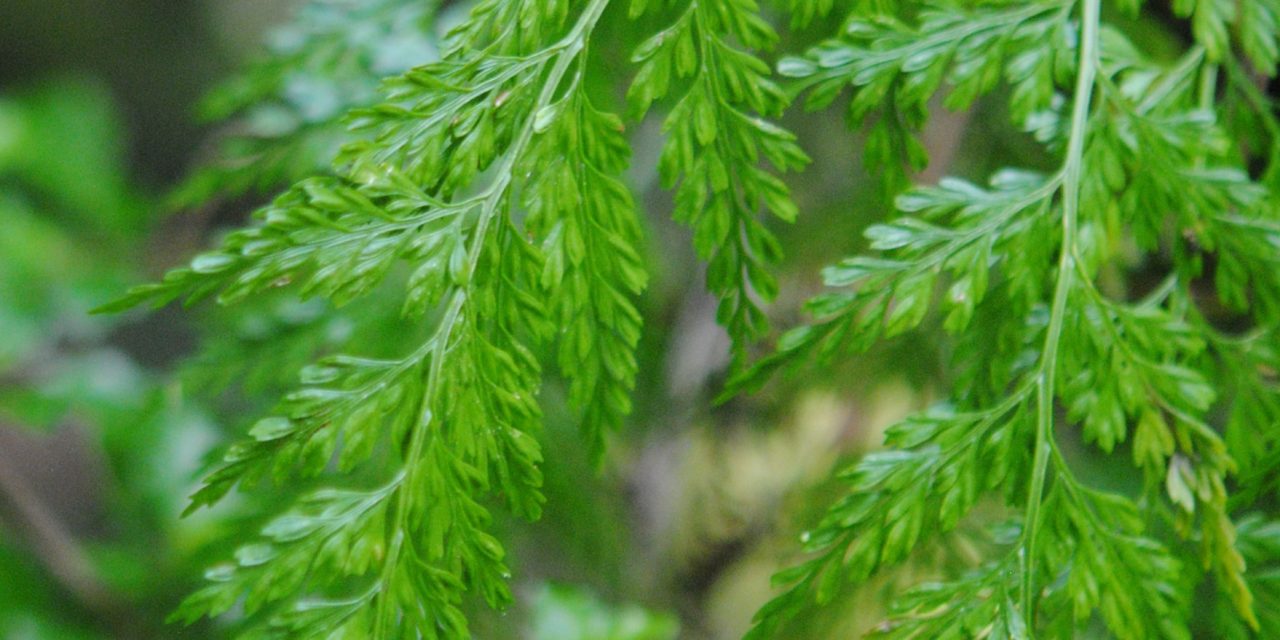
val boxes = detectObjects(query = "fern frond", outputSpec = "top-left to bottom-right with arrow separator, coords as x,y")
778,1 -> 1071,189
744,0 -> 1279,636
523,86 -> 648,462
93,0 -> 1280,637
109,0 -> 639,636
747,396 -> 1034,639
629,0 -> 809,356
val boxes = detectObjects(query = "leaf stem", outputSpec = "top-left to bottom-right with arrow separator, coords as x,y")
1020,0 -> 1099,626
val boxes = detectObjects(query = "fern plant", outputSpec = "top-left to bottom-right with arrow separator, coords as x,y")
102,0 -> 1280,637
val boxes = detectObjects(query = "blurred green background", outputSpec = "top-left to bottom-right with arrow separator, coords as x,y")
0,1 -> 1011,638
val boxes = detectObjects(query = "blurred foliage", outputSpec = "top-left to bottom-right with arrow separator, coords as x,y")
528,583 -> 678,640
0,81 -> 141,368
0,78 -> 216,639
172,0 -> 441,207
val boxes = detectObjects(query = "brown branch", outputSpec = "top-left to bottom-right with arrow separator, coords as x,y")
0,426 -> 114,612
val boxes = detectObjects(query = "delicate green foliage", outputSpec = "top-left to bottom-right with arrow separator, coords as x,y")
629,0 -> 809,354
738,0 -> 1280,637
1172,0 -> 1235,61
106,0 -> 652,636
778,1 -> 1072,189
101,172 -> 458,312
95,0 -> 1280,637
747,397 -> 1034,639
1219,515 -> 1280,637
1239,0 -> 1280,73
523,87 -> 648,461
727,170 -> 1056,396
785,0 -> 839,29
868,551 -> 1027,640
1037,481 -> 1191,640
1059,286 -> 1213,459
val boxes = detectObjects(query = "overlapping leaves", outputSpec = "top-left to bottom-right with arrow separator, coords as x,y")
728,169 -> 1057,396
747,397 -> 1034,639
629,0 -> 809,354
523,87 -> 648,461
104,0 -> 637,636
778,1 -> 1071,188
741,0 -> 1280,637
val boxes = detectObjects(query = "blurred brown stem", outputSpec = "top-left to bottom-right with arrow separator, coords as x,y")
0,434 -> 113,610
